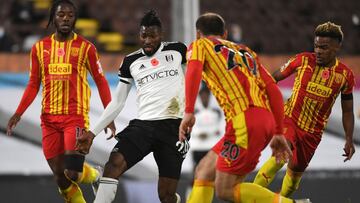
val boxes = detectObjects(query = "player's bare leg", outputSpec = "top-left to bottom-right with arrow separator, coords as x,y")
94,152 -> 127,203
158,177 -> 180,203
47,154 -> 85,203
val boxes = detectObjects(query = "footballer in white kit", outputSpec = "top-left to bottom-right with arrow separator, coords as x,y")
76,10 -> 188,203
110,40 -> 188,171
119,41 -> 186,121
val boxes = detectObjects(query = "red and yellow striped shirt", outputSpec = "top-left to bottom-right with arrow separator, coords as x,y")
16,33 -> 111,127
187,37 -> 273,121
280,52 -> 355,135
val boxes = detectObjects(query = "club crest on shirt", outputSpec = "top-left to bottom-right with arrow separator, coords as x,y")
71,47 -> 79,57
165,54 -> 174,62
334,73 -> 343,84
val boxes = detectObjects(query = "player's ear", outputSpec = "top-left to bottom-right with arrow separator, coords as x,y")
223,30 -> 228,40
196,30 -> 201,39
337,41 -> 342,49
159,26 -> 164,39
333,39 -> 341,52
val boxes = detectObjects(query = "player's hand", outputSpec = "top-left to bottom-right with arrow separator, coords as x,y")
176,134 -> 190,158
270,134 -> 292,164
343,139 -> 355,162
179,113 -> 196,142
76,130 -> 95,155
104,121 -> 116,140
7,113 -> 21,136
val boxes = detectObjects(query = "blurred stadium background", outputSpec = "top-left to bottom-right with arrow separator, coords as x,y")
0,0 -> 360,202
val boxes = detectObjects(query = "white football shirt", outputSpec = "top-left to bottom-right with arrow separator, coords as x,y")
118,42 -> 187,120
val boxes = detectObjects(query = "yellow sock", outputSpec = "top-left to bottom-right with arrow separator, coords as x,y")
280,168 -> 302,197
234,183 -> 294,203
59,183 -> 86,203
187,179 -> 214,203
254,156 -> 285,187
78,162 -> 99,184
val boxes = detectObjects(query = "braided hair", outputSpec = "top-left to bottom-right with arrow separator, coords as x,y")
140,9 -> 162,29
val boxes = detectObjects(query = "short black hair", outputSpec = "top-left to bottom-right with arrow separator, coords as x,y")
315,21 -> 343,43
140,9 -> 162,28
47,0 -> 78,28
196,13 -> 225,36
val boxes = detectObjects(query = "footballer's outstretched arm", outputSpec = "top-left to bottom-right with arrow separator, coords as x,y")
91,78 -> 133,135
341,96 -> 355,162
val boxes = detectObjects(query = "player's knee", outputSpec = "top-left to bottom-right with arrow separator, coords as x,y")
158,190 -> 176,203
53,171 -> 66,183
215,187 -> 228,201
103,153 -> 127,178
194,164 -> 214,180
214,179 -> 234,201
63,154 -> 84,181
194,152 -> 216,180
288,184 -> 299,191
64,169 -> 79,181
288,178 -> 301,190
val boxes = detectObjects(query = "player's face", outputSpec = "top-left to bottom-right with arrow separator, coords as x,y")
54,4 -> 76,36
314,36 -> 340,67
139,26 -> 162,56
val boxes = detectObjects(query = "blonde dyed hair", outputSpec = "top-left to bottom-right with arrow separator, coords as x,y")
315,21 -> 343,43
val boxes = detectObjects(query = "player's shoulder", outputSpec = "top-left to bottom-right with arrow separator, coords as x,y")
192,38 -> 208,47
162,41 -> 187,52
236,43 -> 251,50
338,60 -> 351,70
235,43 -> 258,57
296,52 -> 315,60
162,42 -> 187,63
31,35 -> 51,50
125,49 -> 145,60
75,34 -> 96,47
35,35 -> 52,45
39,35 -> 51,42
122,49 -> 146,67
337,60 -> 354,75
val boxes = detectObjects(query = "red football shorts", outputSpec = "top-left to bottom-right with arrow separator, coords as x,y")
283,116 -> 322,171
213,107 -> 275,176
41,114 -> 87,159
212,136 -> 224,155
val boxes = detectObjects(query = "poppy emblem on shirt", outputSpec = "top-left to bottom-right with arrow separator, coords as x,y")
151,58 -> 159,67
321,69 -> 330,80
57,48 -> 65,57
